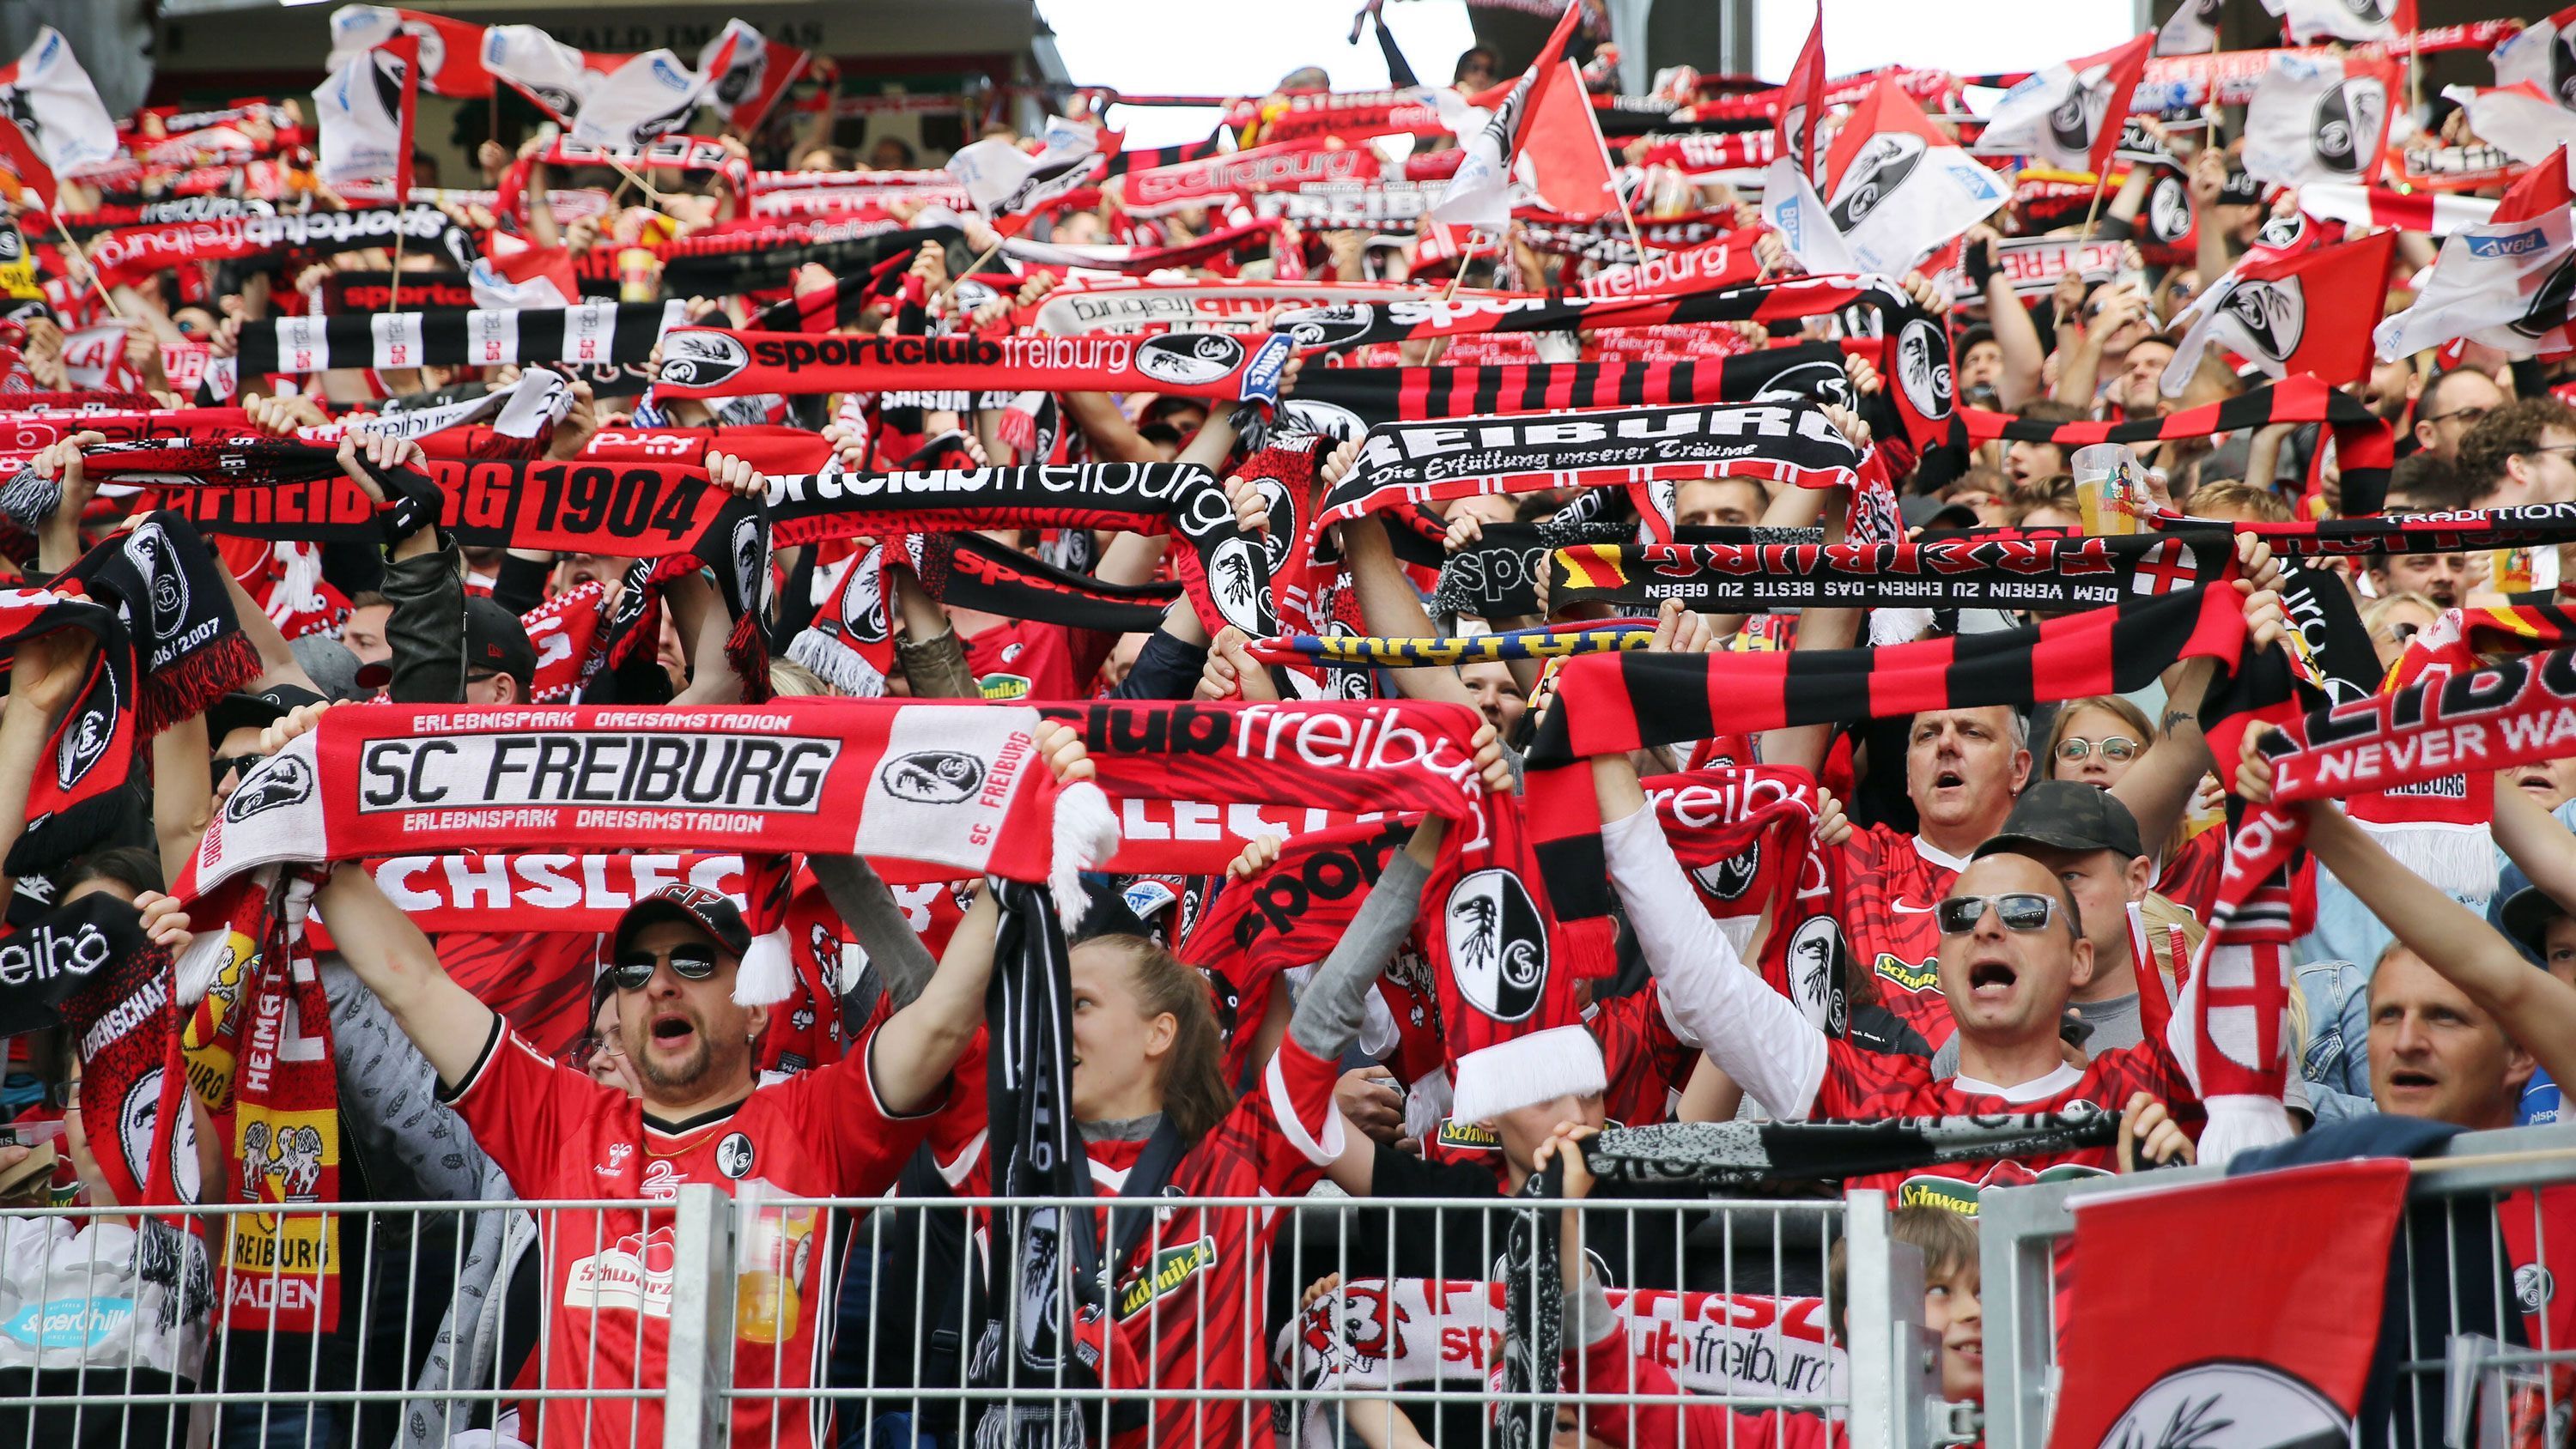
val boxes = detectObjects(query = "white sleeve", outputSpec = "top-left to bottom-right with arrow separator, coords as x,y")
1601,803 -> 1827,1119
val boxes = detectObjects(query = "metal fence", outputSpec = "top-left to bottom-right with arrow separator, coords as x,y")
1978,1121 -> 2576,1449
0,1185 -> 1959,1449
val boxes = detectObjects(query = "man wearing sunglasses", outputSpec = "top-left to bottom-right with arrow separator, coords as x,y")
1590,752 -> 2199,1203
134,714 -> 1095,1449
1929,783 -> 2202,1083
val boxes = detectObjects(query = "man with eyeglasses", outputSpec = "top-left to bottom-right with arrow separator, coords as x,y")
2455,397 -> 2576,510
2411,367 -> 2506,464
1593,755 -> 2199,1209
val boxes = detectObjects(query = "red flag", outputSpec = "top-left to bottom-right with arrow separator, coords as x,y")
2497,145 -> 2576,224
2048,1159 -> 2409,1449
2162,228 -> 2399,393
1522,60 -> 1618,219
2086,34 -> 2153,177
325,7 -> 492,100
1430,0 -> 1588,230
1777,9 -> 1827,183
383,33 -> 420,203
0,113 -> 55,213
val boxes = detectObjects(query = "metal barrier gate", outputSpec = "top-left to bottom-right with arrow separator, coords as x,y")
0,1185 -> 1966,1449
1978,1121 -> 2576,1449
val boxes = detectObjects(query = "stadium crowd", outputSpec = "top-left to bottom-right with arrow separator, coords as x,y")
0,0 -> 2573,1446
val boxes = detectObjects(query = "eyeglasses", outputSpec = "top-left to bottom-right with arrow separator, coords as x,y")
2530,444 -> 2576,459
2053,736 -> 2140,764
2421,404 -> 2492,428
570,1033 -> 627,1064
606,946 -> 723,991
2373,620 -> 2422,646
213,754 -> 269,787
1935,893 -> 2067,936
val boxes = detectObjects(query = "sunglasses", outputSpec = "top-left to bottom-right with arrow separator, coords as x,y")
2053,736 -> 2139,763
1935,893 -> 2066,937
607,945 -> 723,991
213,753 -> 270,787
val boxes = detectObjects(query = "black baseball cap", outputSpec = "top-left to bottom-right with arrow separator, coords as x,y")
464,597 -> 537,690
1975,780 -> 2146,862
2500,886 -> 2572,961
610,884 -> 752,962
206,691 -> 289,747
1901,494 -> 1981,531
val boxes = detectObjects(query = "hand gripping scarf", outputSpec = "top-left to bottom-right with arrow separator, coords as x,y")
80,440 -> 777,699
1179,817 -> 1430,1083
77,203 -> 477,286
762,460 -> 1280,639
1548,530 -> 2237,613
1291,337 -> 1951,463
51,898 -> 204,1211
1315,400 -> 1870,543
0,587 -> 142,876
1938,375 -> 2396,516
652,325 -> 1296,406
174,700 -> 1120,1003
1521,585 -> 2253,970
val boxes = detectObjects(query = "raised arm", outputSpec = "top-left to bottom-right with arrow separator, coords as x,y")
866,723 -> 1097,1113
2241,737 -> 2576,1096
1590,750 -> 1828,1118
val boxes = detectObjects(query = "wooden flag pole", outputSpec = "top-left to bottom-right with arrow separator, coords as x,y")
48,211 -> 125,321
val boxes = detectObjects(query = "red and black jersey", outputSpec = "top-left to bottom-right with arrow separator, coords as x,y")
2155,826 -> 2223,923
1832,824 -> 1969,1051
1814,1039 -> 2196,1208
1591,985 -> 1699,1133
939,1034 -> 1346,1449
440,1016 -> 939,1449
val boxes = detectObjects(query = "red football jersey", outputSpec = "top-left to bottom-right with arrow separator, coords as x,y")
440,1017 -> 939,1449
1813,1040 -> 2196,1207
1832,824 -> 1971,1050
940,1036 -> 1346,1449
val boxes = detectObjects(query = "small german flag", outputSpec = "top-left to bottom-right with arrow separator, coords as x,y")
1550,543 -> 1632,595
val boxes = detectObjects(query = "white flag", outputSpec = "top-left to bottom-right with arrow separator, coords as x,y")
1820,81 -> 2012,278
2491,9 -> 2576,110
1759,157 -> 1858,275
2442,83 -> 2576,165
481,25 -> 592,121
2376,209 -> 2576,360
313,46 -> 410,189
567,51 -> 708,150
2157,0 -> 2224,57
2241,53 -> 2394,188
0,27 -> 120,174
950,117 -> 1102,221
2260,0 -> 2402,45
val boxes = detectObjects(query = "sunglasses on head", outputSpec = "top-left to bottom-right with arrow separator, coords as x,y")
607,945 -> 724,991
1935,892 -> 2066,937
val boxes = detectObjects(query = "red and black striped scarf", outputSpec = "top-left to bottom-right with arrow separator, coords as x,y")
81,440 -> 775,700
1521,585 -> 2253,971
1939,375 -> 2396,516
2143,501 -> 2576,558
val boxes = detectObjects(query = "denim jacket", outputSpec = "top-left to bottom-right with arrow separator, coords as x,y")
2295,956 -> 2376,1125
